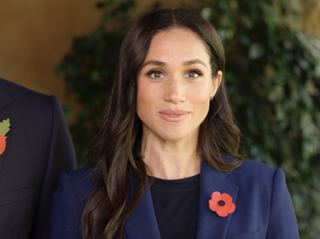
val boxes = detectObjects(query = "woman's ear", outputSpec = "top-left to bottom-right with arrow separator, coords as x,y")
210,70 -> 223,98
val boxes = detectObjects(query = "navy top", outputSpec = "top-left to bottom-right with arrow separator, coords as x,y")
150,174 -> 200,239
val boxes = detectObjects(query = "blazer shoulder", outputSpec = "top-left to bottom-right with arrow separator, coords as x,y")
0,79 -> 67,131
236,159 -> 276,174
228,159 -> 279,187
0,78 -> 50,103
0,78 -> 57,122
67,166 -> 96,201
51,167 -> 94,239
68,166 -> 94,183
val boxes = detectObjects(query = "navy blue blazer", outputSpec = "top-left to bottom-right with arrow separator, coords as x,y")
0,79 -> 77,238
50,160 -> 299,239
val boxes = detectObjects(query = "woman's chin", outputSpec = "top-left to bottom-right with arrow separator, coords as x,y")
156,131 -> 197,143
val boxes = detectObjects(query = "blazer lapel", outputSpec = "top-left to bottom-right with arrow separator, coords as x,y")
124,180 -> 161,239
197,161 -> 239,239
123,160 -> 239,239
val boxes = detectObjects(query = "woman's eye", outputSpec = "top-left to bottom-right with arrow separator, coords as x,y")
148,71 -> 164,78
185,70 -> 202,78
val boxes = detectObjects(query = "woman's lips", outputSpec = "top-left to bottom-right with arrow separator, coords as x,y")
158,110 -> 190,122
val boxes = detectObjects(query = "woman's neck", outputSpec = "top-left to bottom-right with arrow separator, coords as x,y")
140,135 -> 201,180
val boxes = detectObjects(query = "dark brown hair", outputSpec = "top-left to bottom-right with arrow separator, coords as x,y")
81,8 -> 243,239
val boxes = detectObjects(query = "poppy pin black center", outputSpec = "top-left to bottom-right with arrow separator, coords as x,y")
218,200 -> 225,206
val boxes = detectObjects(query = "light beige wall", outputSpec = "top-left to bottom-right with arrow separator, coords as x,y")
0,0 -> 102,102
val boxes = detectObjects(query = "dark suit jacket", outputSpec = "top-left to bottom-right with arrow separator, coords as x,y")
0,78 -> 77,239
50,159 -> 299,239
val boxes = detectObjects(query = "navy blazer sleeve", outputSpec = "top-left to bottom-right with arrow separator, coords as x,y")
50,167 -> 92,239
50,173 -> 79,239
30,96 -> 77,238
266,169 -> 299,238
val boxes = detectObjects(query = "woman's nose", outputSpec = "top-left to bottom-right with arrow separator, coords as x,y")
163,77 -> 186,103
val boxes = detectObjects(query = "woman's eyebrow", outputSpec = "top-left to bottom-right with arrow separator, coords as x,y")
142,60 -> 165,68
182,59 -> 207,68
141,59 -> 207,68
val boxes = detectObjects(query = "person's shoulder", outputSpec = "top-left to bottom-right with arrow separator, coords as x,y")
235,159 -> 275,174
69,166 -> 94,178
55,166 -> 96,210
0,78 -> 50,103
66,166 -> 96,194
0,78 -> 57,119
228,159 -> 278,185
0,78 -> 64,125
68,166 -> 95,185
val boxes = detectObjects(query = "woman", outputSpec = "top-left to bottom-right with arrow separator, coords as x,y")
50,9 -> 299,239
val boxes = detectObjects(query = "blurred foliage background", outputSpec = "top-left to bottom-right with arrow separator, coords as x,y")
56,0 -> 320,237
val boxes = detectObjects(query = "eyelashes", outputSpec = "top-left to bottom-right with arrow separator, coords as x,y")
185,70 -> 203,78
146,70 -> 203,79
146,70 -> 165,78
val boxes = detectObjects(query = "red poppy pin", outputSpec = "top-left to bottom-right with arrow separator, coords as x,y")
0,118 -> 11,155
209,191 -> 236,217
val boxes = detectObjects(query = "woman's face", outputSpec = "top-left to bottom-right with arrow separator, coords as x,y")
136,28 -> 222,143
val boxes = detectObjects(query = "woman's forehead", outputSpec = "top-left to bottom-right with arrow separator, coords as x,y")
143,28 -> 211,65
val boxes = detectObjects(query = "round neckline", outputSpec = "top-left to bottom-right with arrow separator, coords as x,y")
149,173 -> 200,191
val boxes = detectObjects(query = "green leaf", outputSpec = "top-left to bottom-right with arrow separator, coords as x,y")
0,118 -> 10,138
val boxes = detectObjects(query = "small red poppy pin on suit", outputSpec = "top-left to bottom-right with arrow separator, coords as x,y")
209,191 -> 236,217
0,118 -> 11,155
